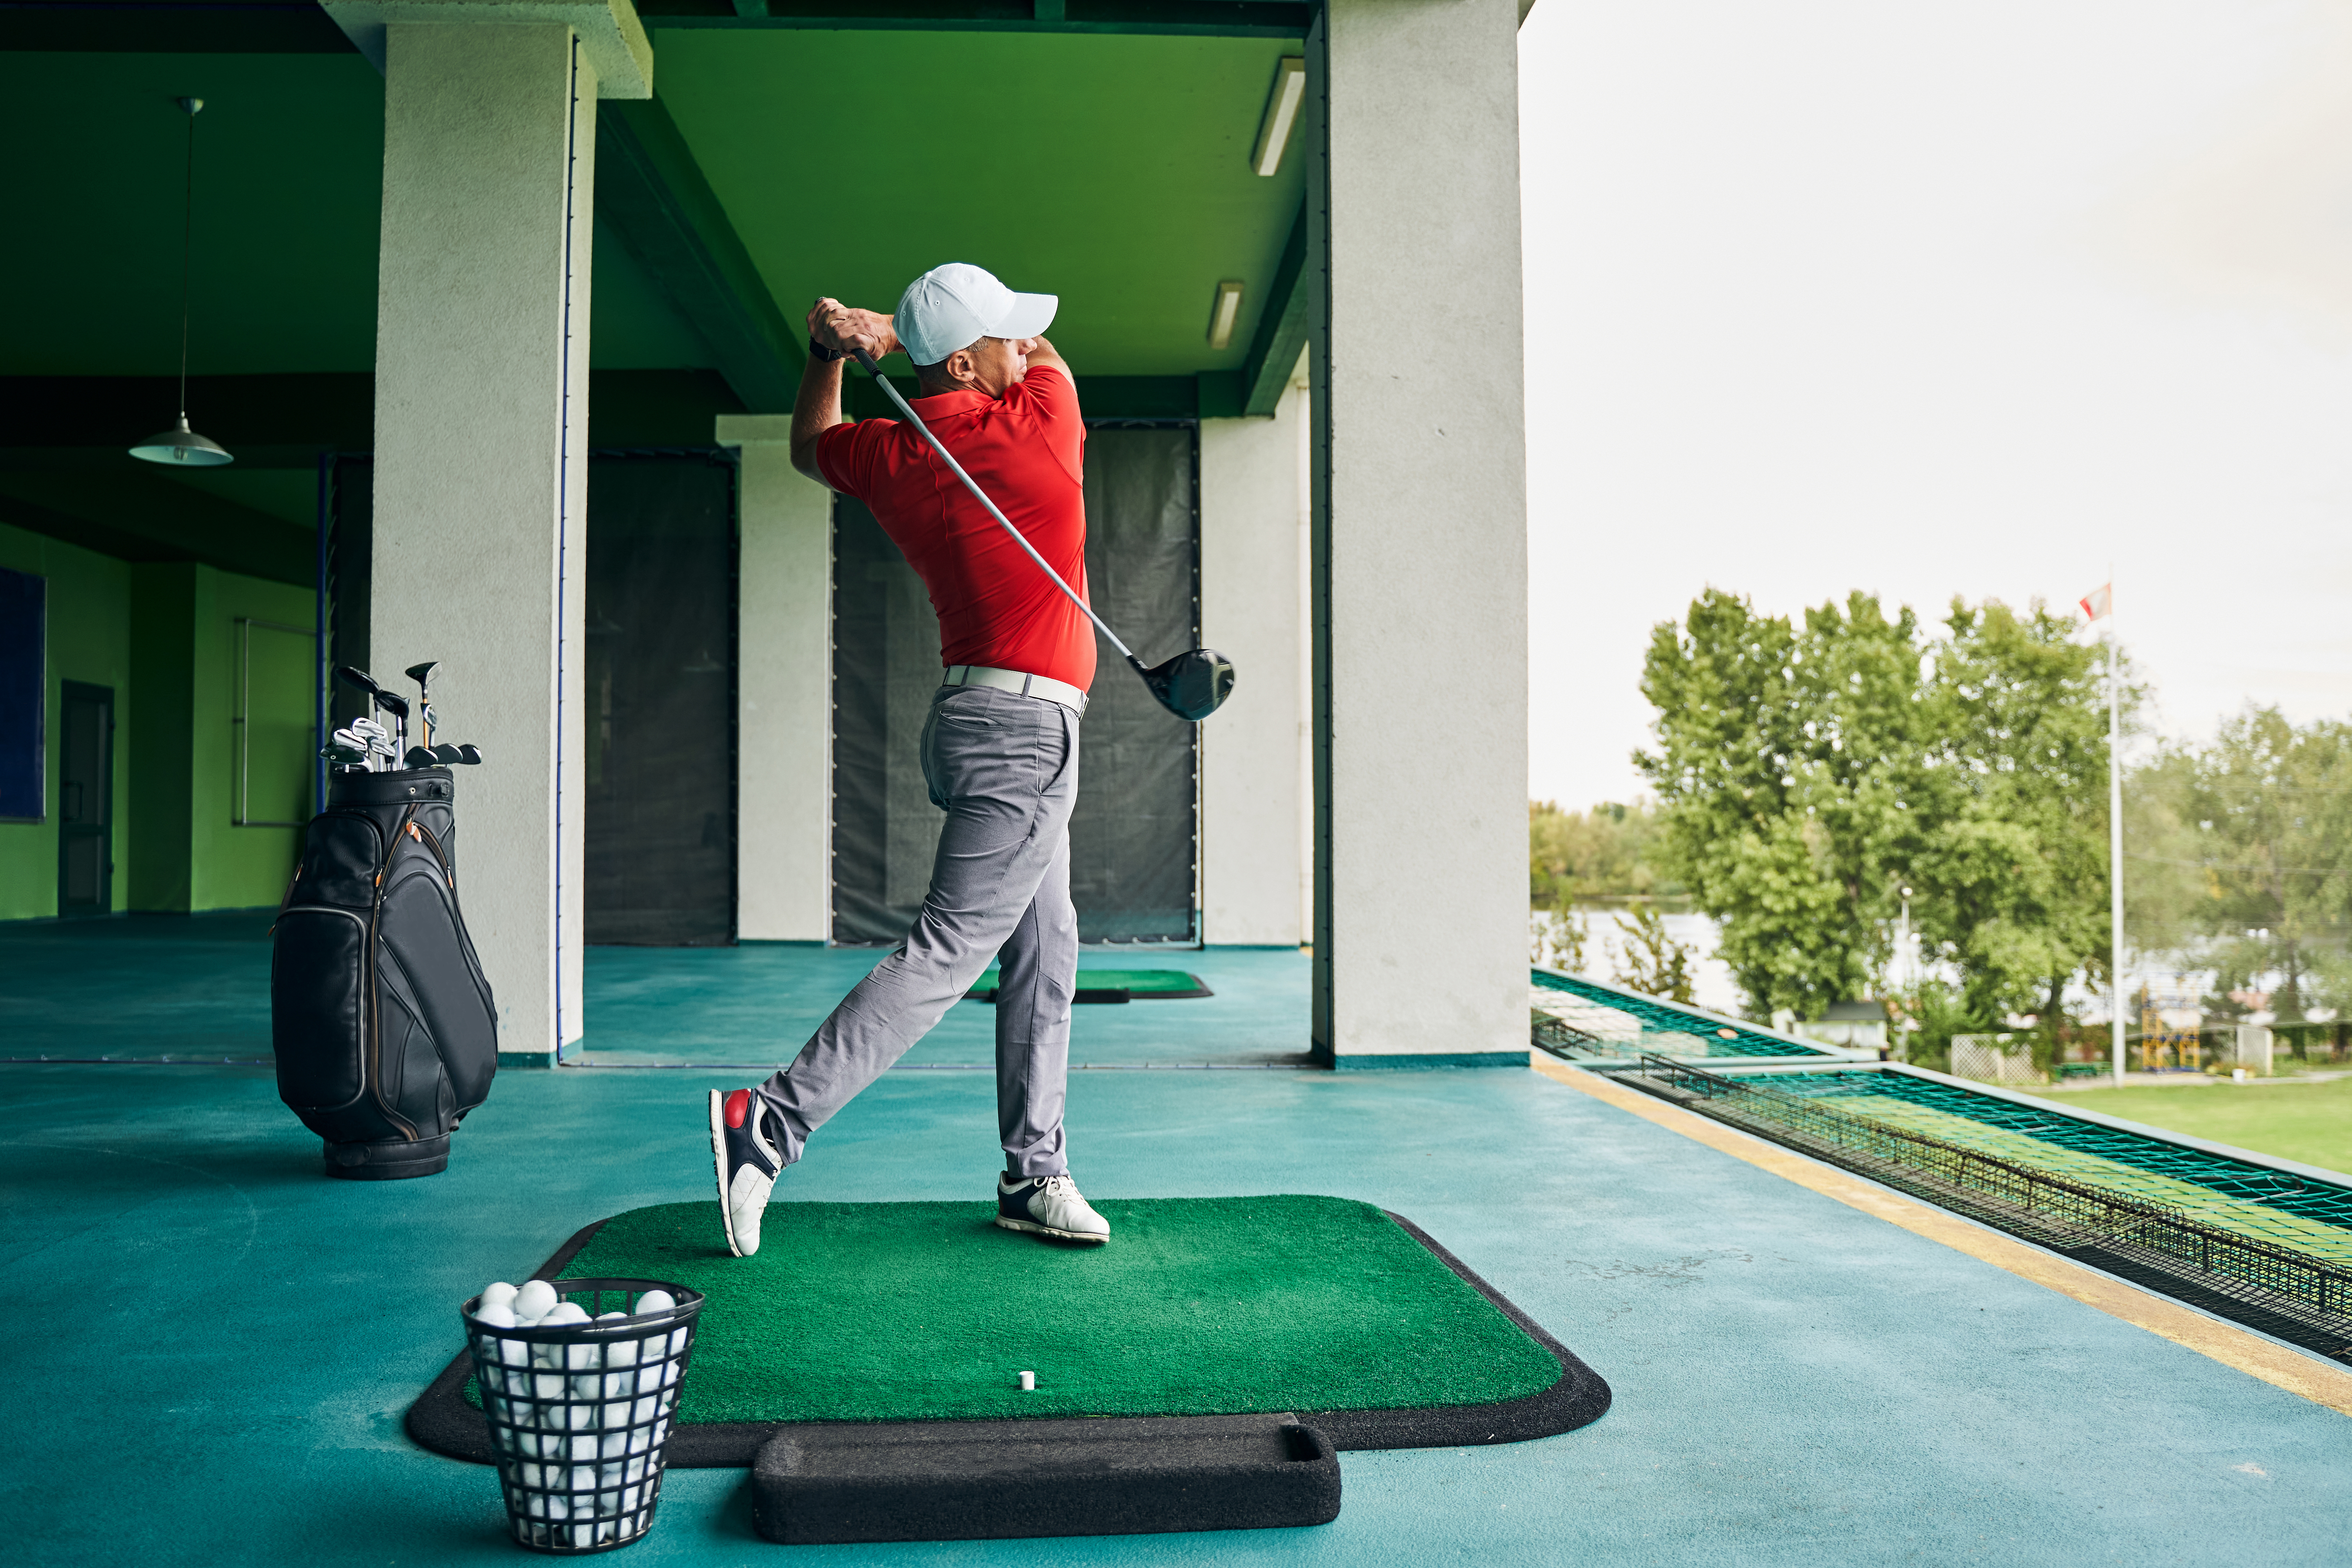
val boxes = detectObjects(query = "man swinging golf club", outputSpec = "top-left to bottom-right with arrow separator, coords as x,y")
708,263 -> 1110,1257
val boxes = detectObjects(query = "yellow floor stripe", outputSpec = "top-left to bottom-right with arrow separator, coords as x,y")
1529,1052 -> 2352,1419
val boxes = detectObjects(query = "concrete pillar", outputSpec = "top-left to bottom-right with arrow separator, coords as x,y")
357,5 -> 649,1062
1199,377 -> 1311,946
716,415 -> 834,941
1308,0 -> 1529,1065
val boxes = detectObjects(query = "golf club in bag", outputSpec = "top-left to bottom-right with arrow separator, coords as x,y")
273,664 -> 497,1180
851,349 -> 1236,721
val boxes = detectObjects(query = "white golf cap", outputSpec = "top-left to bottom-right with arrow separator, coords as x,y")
895,263 -> 1058,366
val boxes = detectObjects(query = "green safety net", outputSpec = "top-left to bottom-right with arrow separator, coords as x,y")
1760,1072 -> 2352,1243
1529,970 -> 1830,1059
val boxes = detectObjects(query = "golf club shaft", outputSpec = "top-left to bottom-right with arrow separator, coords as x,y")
851,350 -> 1136,663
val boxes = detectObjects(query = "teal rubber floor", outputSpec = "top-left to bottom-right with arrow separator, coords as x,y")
9,1058 -> 2352,1562
570,944 -> 1306,1069
8,918 -> 2352,1563
0,915 -> 1308,1068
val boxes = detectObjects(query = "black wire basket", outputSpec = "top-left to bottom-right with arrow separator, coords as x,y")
461,1278 -> 706,1554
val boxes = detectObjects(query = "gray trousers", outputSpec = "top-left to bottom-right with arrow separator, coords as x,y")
754,683 -> 1080,1178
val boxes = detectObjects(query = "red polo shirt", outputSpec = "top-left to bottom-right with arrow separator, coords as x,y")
815,364 -> 1095,692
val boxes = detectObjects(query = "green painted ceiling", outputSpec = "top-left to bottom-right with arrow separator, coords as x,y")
0,30 -> 1304,383
0,52 -> 384,375
656,29 -> 1305,377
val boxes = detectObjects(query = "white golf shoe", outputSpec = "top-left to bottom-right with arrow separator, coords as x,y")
710,1089 -> 783,1257
995,1172 -> 1110,1243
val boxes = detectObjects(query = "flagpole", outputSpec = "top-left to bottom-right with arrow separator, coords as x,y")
2109,577 -> 2127,1086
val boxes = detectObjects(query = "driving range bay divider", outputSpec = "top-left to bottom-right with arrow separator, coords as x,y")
1606,1054 -> 2352,1361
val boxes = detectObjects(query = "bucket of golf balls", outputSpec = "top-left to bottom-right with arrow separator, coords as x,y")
462,1276 -> 704,1554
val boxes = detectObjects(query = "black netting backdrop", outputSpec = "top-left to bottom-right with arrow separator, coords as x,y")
582,453 -> 737,946
831,426 -> 1199,945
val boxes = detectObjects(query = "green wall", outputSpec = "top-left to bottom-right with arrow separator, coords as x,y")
0,519 -> 315,920
188,566 -> 315,910
0,522 -> 135,919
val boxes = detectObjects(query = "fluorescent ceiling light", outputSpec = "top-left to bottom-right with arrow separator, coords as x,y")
1252,57 -> 1306,177
1206,281 -> 1245,351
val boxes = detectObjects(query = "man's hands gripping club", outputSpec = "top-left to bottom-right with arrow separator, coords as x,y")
792,297 -> 1068,484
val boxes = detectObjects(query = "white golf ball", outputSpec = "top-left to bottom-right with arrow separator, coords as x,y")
632,1290 -> 676,1317
513,1280 -> 558,1322
541,1301 -> 590,1328
480,1281 -> 520,1313
472,1302 -> 517,1330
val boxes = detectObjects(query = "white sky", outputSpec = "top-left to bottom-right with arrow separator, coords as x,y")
1520,0 -> 2352,808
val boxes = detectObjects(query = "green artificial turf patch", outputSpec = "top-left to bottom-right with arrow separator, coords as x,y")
550,1196 -> 1560,1425
968,968 -> 1210,999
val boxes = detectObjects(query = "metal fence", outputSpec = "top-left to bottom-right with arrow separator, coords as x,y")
1611,1055 -> 2352,1354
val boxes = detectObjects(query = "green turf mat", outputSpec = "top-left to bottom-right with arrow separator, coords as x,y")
969,968 -> 1210,998
552,1196 -> 1560,1425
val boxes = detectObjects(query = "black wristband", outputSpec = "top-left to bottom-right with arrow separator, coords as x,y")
809,336 -> 846,363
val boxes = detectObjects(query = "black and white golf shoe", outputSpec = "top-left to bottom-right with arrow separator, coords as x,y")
710,1089 -> 783,1258
996,1172 -> 1111,1243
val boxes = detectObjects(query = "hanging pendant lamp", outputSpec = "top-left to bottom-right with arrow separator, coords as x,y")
130,96 -> 233,467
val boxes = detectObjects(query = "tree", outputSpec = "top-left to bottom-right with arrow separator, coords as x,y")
1910,599 -> 2117,1023
1528,799 -> 1674,906
2147,709 -> 2352,1020
1612,904 -> 1696,1002
1635,589 -> 1934,1018
1637,588 -> 2124,1026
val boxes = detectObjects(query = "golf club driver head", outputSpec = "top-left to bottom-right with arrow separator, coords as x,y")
455,743 -> 483,766
403,661 -> 438,694
1128,648 -> 1235,723
320,743 -> 369,769
405,746 -> 441,768
433,742 -> 484,766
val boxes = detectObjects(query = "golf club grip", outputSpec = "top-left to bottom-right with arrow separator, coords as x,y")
851,350 -> 1134,661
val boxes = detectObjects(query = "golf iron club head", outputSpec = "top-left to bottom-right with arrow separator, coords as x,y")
1127,648 -> 1235,723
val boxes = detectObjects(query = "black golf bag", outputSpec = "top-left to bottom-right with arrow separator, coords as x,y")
272,766 -> 497,1179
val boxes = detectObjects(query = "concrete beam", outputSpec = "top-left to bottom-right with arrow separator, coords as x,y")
1308,0 -> 1528,1066
598,98 -> 803,413
368,21 -> 599,1058
0,470 -> 313,586
324,0 -> 654,98
1200,379 -> 1310,945
714,413 -> 832,941
1239,201 -> 1309,418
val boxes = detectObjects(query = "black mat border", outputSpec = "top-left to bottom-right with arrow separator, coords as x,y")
407,1206 -> 1611,1467
967,983 -> 1216,1002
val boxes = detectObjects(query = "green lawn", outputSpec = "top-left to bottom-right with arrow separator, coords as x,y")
2049,1076 -> 2352,1176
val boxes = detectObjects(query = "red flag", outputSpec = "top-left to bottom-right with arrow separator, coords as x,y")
2079,583 -> 2112,622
